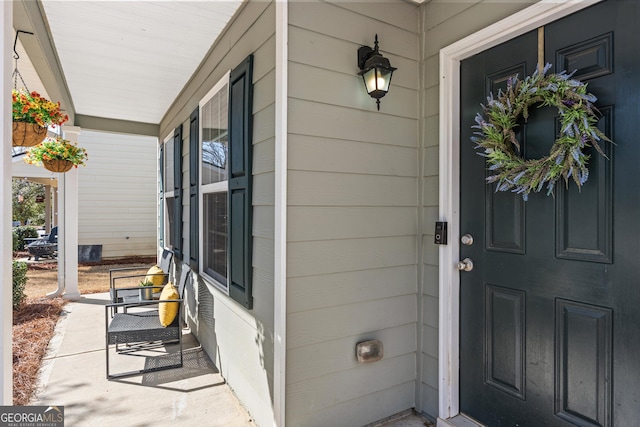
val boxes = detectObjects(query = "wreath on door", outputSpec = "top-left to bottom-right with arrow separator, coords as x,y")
471,63 -> 611,201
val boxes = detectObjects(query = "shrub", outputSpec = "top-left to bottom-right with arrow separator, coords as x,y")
12,261 -> 28,309
13,226 -> 39,252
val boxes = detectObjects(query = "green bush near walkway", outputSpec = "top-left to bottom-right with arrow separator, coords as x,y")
12,261 -> 28,309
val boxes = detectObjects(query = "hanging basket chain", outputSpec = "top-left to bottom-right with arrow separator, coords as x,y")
12,30 -> 34,91
13,64 -> 29,92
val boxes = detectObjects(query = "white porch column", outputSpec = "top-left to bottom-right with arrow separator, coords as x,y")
60,126 -> 81,300
1,1 -> 14,405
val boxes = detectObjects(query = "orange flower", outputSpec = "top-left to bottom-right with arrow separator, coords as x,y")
12,89 -> 68,126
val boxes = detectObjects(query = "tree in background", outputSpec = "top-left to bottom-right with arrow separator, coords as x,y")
12,178 -> 45,226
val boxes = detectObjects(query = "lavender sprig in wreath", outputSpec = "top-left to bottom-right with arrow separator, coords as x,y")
471,63 -> 611,200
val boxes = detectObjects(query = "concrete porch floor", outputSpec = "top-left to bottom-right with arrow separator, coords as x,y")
33,293 -> 256,426
34,292 -> 435,426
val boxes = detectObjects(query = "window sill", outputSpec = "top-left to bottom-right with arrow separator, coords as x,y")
200,271 -> 229,296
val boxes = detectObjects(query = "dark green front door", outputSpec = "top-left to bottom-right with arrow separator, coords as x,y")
459,1 -> 640,425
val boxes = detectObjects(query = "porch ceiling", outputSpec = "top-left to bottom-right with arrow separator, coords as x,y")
19,0 -> 242,127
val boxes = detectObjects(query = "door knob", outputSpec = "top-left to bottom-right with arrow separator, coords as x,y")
457,258 -> 474,272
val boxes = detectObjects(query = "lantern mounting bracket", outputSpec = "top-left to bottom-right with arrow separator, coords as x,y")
357,34 -> 381,70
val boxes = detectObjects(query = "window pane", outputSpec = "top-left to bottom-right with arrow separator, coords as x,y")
202,83 -> 228,185
165,140 -> 174,191
203,192 -> 227,285
165,196 -> 175,248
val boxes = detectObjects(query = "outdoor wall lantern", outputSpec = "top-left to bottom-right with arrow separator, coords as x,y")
357,34 -> 396,110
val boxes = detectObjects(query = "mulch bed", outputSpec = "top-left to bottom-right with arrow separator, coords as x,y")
13,298 -> 66,405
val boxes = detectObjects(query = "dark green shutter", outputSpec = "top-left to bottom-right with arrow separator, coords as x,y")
189,108 -> 199,269
173,125 -> 183,260
228,54 -> 253,309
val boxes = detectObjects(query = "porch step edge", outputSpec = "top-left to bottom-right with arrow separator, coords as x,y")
437,414 -> 486,427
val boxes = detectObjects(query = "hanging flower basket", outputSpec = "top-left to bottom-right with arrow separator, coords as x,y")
12,121 -> 47,147
24,136 -> 88,173
11,89 -> 68,147
42,159 -> 74,173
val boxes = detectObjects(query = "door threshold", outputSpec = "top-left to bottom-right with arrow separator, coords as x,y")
438,414 -> 486,427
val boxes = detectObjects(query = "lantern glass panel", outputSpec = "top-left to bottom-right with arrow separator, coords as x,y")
363,68 -> 392,95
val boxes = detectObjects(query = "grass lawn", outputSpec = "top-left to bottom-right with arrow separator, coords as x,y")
23,255 -> 157,298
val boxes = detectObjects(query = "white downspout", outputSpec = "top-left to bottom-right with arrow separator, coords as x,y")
274,1 -> 288,425
44,184 -> 51,233
1,0 -> 14,404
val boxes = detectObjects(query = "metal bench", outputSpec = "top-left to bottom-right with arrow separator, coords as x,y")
109,248 -> 173,315
105,263 -> 190,380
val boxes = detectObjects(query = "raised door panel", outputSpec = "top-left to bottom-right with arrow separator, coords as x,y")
555,299 -> 612,427
484,65 -> 527,254
485,285 -> 526,399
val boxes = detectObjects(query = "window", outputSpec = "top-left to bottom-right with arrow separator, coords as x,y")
163,133 -> 175,249
199,55 -> 254,309
159,143 -> 164,249
162,126 -> 183,258
200,76 -> 229,286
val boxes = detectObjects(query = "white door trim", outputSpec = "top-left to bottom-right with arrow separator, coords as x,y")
437,0 -> 603,422
274,1 -> 288,426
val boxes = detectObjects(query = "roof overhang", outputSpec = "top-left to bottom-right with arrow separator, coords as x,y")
12,0 -> 243,136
